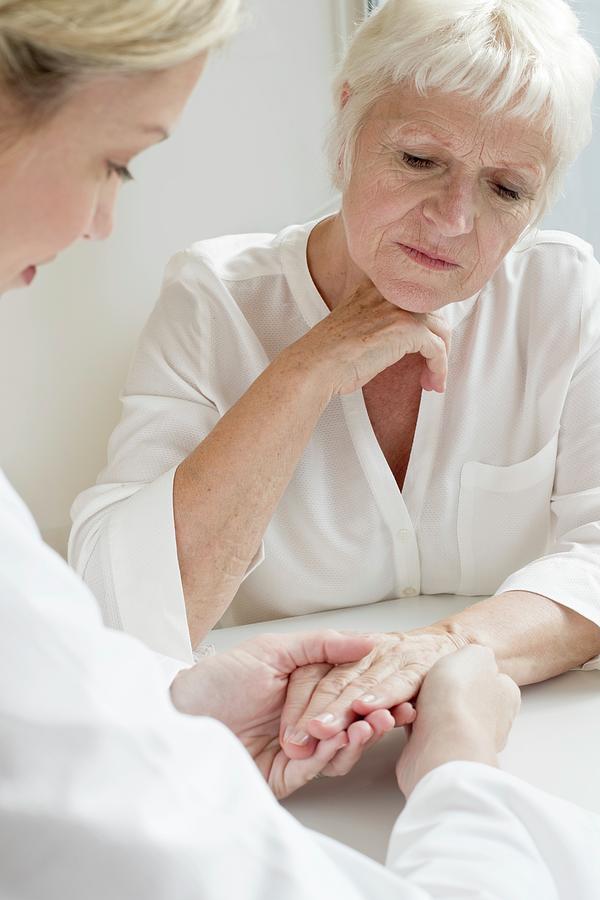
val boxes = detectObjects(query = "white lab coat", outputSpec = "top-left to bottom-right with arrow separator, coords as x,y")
69,222 -> 600,664
2,469 -> 600,899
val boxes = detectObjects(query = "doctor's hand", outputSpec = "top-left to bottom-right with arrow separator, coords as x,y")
396,645 -> 521,796
170,630 -> 395,800
280,628 -> 467,759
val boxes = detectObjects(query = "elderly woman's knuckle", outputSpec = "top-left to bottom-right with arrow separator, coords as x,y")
357,672 -> 383,692
431,333 -> 447,354
292,664 -> 329,686
396,668 -> 424,691
321,672 -> 351,696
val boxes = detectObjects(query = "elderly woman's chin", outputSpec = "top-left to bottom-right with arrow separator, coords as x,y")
371,268 -> 473,314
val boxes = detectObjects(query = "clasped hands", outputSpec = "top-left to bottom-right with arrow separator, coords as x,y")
171,627 -> 518,800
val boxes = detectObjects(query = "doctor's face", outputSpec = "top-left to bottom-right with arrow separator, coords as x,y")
340,86 -> 549,313
0,53 -> 206,293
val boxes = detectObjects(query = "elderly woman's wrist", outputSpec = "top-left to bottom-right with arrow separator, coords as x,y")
406,621 -> 475,653
275,342 -> 336,406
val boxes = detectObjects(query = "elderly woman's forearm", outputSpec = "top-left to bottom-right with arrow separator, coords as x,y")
438,591 -> 600,684
173,348 -> 333,645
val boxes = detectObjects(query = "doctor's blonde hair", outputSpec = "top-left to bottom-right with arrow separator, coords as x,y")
329,0 -> 599,215
0,0 -> 240,121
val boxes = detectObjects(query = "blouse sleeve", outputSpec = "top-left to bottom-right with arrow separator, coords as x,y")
69,252 -> 265,662
495,250 -> 600,669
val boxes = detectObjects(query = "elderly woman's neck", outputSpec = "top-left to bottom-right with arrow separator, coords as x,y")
307,213 -> 364,311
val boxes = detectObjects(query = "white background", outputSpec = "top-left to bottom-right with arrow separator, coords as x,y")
1,0 -> 599,556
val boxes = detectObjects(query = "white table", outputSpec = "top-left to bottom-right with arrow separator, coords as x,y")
210,595 -> 600,863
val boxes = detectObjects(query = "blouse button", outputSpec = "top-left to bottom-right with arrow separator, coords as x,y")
397,529 -> 411,541
402,587 -> 417,597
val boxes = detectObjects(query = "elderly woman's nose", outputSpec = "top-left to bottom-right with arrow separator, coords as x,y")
84,177 -> 119,242
423,181 -> 476,237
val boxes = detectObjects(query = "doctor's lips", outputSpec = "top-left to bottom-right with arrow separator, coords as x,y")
21,265 -> 37,285
397,242 -> 461,271
21,255 -> 56,285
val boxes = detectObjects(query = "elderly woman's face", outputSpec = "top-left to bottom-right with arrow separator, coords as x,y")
341,86 -> 549,312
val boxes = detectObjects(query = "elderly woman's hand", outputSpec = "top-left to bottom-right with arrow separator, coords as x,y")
170,629 -> 396,799
280,628 -> 468,758
290,280 -> 452,395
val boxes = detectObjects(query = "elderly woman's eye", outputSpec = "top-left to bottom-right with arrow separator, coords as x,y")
402,153 -> 435,169
494,183 -> 521,202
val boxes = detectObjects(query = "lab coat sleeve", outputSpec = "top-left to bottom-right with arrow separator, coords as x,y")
69,251 -> 265,662
387,761 -> 600,900
496,252 -> 600,669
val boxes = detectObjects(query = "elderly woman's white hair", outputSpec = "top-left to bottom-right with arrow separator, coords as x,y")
329,0 -> 599,215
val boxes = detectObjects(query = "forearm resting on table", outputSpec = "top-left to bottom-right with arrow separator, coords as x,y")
174,347 -> 332,646
438,591 -> 600,685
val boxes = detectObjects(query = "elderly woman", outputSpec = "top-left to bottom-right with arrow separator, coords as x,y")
71,0 -> 600,738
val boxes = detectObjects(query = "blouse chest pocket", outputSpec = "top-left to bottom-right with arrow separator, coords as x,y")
457,432 -> 558,596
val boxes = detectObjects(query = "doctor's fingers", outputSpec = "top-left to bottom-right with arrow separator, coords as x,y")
319,712 -> 395,778
276,731 -> 349,799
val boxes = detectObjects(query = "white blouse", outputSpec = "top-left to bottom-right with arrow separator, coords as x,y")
70,220 -> 600,665
3,468 -> 600,899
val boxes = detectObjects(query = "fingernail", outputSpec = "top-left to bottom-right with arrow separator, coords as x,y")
314,713 -> 335,725
283,726 -> 310,746
360,694 -> 382,705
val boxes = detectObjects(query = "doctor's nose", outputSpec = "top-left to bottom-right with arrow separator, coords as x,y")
84,177 -> 119,242
422,179 -> 476,237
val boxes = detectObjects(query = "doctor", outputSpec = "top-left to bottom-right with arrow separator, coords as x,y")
0,1 -> 599,898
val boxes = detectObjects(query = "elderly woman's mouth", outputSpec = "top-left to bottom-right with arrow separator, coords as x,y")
397,243 -> 461,271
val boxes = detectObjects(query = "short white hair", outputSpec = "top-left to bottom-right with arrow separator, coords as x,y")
328,0 -> 599,215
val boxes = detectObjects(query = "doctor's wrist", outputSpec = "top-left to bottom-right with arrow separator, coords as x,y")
170,657 -> 215,717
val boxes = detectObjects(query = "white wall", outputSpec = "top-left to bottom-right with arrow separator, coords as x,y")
541,2 -> 600,252
2,0 -> 599,557
0,0 -> 339,554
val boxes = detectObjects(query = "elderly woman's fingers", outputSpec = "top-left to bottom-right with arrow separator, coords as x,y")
307,281 -> 453,396
280,654 -> 373,755
280,662 -> 331,760
280,631 -> 456,752
302,667 -> 422,743
417,328 -> 448,393
423,312 -> 453,355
